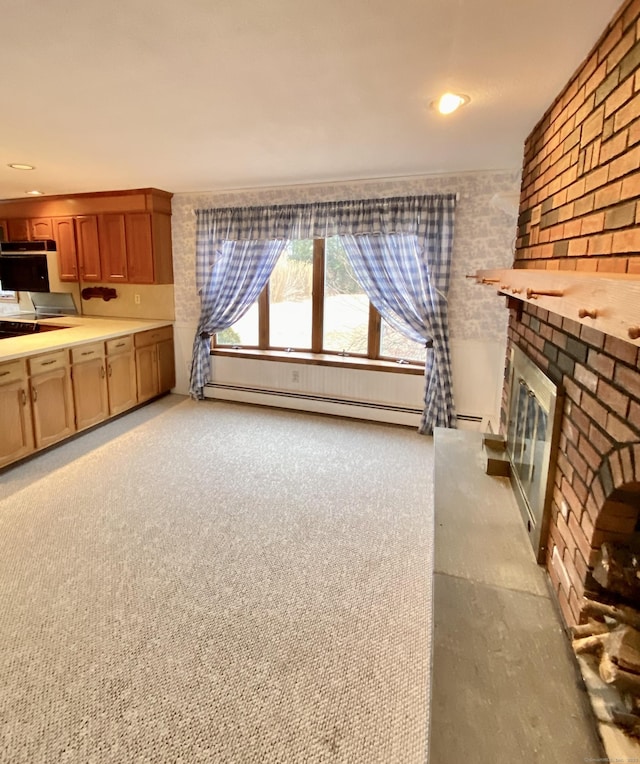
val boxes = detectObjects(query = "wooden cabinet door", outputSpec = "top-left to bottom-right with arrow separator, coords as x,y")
0,219 -> 9,242
98,214 -> 128,281
135,345 -> 159,402
76,215 -> 101,281
72,357 -> 109,431
52,217 -> 78,281
0,377 -> 34,467
107,350 -> 137,415
31,367 -> 75,449
7,218 -> 30,240
125,213 -> 154,283
157,338 -> 175,392
30,218 -> 53,240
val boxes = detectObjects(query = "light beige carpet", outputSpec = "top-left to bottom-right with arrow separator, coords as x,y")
0,395 -> 434,763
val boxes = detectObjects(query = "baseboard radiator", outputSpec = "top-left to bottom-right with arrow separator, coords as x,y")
204,383 -> 486,430
204,383 -> 424,426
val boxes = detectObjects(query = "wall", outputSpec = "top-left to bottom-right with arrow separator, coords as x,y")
509,0 -> 640,626
171,170 -> 520,425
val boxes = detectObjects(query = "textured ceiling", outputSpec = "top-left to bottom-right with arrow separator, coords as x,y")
0,0 -> 623,199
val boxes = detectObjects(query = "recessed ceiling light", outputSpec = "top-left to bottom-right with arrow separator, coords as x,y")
432,93 -> 470,115
25,189 -> 44,196
8,163 -> 35,170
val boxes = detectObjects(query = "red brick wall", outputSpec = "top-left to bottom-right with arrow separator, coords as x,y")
509,0 -> 640,627
517,0 -> 640,274
506,305 -> 640,626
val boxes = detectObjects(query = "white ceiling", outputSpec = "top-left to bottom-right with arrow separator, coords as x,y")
0,0 -> 623,200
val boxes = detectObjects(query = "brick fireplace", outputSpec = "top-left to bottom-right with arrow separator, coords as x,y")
504,0 -> 640,628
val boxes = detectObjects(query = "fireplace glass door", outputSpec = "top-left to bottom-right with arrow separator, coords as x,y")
506,346 -> 563,562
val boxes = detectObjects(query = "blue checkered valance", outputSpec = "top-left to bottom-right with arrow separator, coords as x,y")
195,195 -> 456,293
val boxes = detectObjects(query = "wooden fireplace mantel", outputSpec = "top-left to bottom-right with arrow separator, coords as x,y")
473,269 -> 640,347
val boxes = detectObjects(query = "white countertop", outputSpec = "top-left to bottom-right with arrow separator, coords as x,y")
0,315 -> 173,362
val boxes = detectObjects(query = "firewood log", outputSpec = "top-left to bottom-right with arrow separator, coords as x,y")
600,652 -> 640,695
606,625 -> 640,674
611,708 -> 640,737
583,598 -> 640,632
571,619 -> 610,639
572,634 -> 608,655
592,542 -> 640,603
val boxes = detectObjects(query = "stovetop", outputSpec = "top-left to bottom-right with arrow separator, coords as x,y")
0,316 -> 71,340
0,320 -> 43,340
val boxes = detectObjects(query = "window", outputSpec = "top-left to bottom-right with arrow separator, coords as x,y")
214,237 -> 425,367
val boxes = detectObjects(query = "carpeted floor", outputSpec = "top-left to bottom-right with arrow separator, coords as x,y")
0,396 -> 434,763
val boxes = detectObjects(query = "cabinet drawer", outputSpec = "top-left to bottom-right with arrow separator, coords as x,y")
71,341 -> 105,364
0,358 -> 28,385
134,325 -> 173,348
28,349 -> 69,375
106,335 -> 133,355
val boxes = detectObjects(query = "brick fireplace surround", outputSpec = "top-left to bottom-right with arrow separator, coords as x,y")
506,0 -> 640,628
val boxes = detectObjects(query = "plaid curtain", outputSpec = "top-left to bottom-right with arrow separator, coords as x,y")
192,194 -> 457,429
340,195 -> 456,434
190,239 -> 286,398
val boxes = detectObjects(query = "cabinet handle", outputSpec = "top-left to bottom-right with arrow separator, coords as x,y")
0,370 -> 9,377
40,359 -> 56,366
100,365 -> 106,378
32,388 -> 38,402
21,389 -> 27,406
108,363 -> 112,377
81,350 -> 95,356
115,342 -> 125,348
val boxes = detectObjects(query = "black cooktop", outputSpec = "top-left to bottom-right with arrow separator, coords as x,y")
0,320 -> 44,340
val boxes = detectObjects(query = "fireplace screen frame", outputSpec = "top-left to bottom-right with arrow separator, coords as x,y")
506,345 -> 564,563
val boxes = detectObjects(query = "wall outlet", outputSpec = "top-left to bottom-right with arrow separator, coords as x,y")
291,369 -> 300,384
134,294 -> 141,305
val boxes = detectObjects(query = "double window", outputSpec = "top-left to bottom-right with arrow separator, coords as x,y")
213,237 -> 425,366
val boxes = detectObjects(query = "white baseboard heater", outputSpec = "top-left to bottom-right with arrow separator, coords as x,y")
204,383 -> 423,426
204,383 -> 487,431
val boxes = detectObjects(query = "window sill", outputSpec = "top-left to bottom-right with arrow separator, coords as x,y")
210,347 -> 425,375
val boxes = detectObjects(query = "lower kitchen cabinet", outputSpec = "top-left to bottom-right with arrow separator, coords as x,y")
71,342 -> 109,431
135,326 -> 175,403
106,335 -> 137,415
0,359 -> 34,468
28,349 -> 75,450
1,324 -> 175,470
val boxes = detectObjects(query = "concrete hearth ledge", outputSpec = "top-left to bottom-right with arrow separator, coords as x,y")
0,315 -> 173,362
430,428 -> 605,763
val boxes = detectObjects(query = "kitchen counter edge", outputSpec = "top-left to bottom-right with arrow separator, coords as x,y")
0,316 -> 174,362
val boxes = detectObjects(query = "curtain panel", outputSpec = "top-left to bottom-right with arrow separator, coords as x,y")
191,194 -> 457,434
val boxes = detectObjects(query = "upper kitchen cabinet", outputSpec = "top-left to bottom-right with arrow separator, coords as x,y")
76,215 -> 102,281
7,218 -> 30,240
98,213 -> 128,282
0,188 -> 174,285
52,217 -> 78,281
30,218 -> 54,239
125,213 -> 155,283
